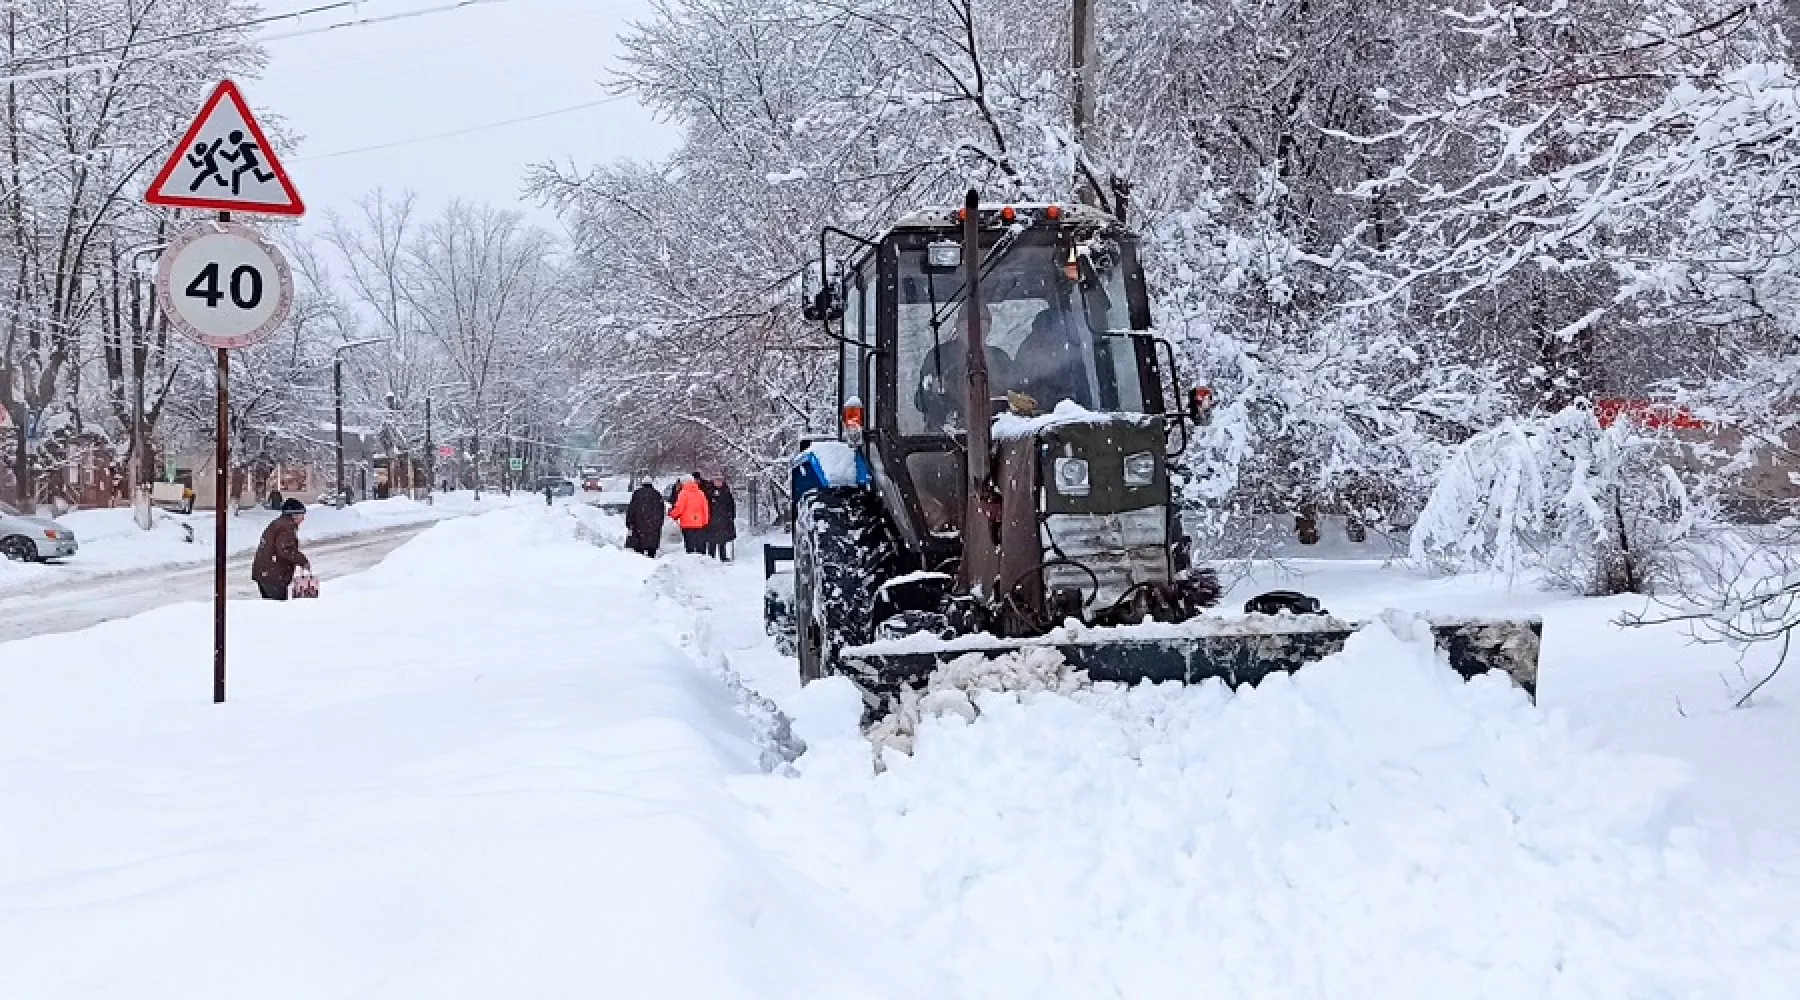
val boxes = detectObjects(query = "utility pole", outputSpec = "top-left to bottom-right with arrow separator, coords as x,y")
423,395 -> 433,503
333,355 -> 345,508
213,216 -> 230,706
330,338 -> 386,508
1072,0 -> 1098,206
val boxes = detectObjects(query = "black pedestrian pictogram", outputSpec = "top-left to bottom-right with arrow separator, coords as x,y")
185,139 -> 224,192
186,131 -> 276,195
217,131 -> 276,196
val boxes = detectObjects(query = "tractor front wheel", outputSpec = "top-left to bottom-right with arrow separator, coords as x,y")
794,488 -> 892,683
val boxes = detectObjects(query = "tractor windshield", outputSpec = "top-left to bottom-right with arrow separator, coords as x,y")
896,239 -> 1146,436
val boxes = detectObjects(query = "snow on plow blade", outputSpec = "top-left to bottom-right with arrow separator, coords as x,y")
841,616 -> 1541,705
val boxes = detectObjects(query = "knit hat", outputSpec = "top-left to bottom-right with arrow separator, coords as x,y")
281,498 -> 306,515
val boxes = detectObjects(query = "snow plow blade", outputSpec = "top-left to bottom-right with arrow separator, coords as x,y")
840,617 -> 1540,708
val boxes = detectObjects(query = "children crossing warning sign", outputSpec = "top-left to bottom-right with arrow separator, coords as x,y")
145,80 -> 304,217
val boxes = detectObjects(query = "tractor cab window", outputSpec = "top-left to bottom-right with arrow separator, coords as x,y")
895,241 -> 1145,437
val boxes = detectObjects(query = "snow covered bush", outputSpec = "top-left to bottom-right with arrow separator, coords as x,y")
1412,405 -> 1703,594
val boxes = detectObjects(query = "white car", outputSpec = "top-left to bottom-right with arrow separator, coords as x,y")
0,500 -> 79,562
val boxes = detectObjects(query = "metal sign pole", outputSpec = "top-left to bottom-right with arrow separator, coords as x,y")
214,209 -> 231,704
147,79 -> 305,705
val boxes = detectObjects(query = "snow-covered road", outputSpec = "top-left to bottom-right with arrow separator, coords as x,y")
0,523 -> 431,643
0,504 -> 1795,998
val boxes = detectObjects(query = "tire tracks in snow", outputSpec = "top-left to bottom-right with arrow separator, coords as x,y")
562,505 -> 804,770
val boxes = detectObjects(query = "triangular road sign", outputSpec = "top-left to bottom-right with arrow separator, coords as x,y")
145,80 -> 304,217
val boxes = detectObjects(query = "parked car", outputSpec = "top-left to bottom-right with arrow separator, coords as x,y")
148,481 -> 194,514
538,477 -> 577,497
0,501 -> 78,562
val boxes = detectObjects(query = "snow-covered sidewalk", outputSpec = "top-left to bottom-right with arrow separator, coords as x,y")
0,490 -> 539,595
0,507 -> 923,999
4,508 -> 1798,998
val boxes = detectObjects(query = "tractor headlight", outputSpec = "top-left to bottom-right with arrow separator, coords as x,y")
926,241 -> 962,269
1123,451 -> 1156,487
1053,457 -> 1091,496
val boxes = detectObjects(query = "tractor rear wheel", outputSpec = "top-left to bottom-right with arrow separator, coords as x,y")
794,487 -> 894,683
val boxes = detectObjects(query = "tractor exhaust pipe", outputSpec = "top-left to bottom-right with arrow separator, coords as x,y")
960,189 -> 999,600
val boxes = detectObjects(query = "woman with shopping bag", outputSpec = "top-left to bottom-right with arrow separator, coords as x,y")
252,499 -> 313,601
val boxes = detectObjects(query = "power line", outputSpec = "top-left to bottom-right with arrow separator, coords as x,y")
0,0 -> 503,86
293,97 -> 629,162
7,1 -> 387,69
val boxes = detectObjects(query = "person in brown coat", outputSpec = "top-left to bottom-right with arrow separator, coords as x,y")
251,498 -> 311,600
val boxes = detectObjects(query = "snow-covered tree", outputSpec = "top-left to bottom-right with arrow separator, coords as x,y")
0,0 -> 262,510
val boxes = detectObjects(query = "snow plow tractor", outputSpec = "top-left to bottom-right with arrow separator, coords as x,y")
764,191 -> 1541,718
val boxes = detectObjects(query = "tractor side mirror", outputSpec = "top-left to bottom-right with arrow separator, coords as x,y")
801,258 -> 845,322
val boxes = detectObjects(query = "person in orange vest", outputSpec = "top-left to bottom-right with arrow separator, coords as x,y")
668,472 -> 713,554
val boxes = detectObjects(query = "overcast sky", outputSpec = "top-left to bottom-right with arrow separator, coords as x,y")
251,0 -> 681,229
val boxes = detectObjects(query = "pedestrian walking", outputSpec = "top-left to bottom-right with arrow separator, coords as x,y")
668,473 -> 712,555
709,477 -> 738,561
698,477 -> 722,558
625,481 -> 666,557
251,499 -> 311,601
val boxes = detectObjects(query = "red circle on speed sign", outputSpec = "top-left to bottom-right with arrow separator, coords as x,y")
155,221 -> 295,350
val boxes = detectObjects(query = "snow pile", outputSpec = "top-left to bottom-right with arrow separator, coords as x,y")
866,646 -> 1085,753
642,557 -> 806,770
747,622 -> 1800,998
991,399 -> 1149,440
564,496 -> 628,548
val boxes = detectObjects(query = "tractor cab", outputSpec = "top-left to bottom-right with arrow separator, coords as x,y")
814,203 -> 1192,575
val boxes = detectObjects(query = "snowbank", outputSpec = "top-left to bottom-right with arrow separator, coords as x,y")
744,621 -> 1800,998
0,491 -> 537,594
0,507 -> 930,999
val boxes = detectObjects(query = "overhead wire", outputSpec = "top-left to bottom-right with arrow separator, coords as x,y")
0,0 -> 504,85
293,97 -> 630,162
6,1 -> 399,69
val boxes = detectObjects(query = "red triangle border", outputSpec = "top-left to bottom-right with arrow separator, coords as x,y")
145,80 -> 305,217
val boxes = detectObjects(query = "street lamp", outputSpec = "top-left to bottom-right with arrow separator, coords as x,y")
422,380 -> 464,505
331,338 -> 387,509
117,242 -> 167,511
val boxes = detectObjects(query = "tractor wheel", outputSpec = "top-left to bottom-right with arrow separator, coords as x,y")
794,487 -> 894,683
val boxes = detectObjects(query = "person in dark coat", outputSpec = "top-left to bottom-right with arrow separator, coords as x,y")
698,477 -> 723,558
625,482 -> 665,557
708,478 -> 737,561
251,498 -> 311,600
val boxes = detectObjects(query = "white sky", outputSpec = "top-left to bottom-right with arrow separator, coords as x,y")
249,0 -> 681,229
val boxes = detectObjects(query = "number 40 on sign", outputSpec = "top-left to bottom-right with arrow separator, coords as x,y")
155,222 -> 294,350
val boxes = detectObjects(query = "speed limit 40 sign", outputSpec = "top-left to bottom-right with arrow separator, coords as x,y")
155,222 -> 294,349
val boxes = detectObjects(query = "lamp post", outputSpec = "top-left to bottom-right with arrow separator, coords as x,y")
117,242 -> 167,513
330,338 -> 387,508
424,395 -> 433,501
421,381 -> 463,504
